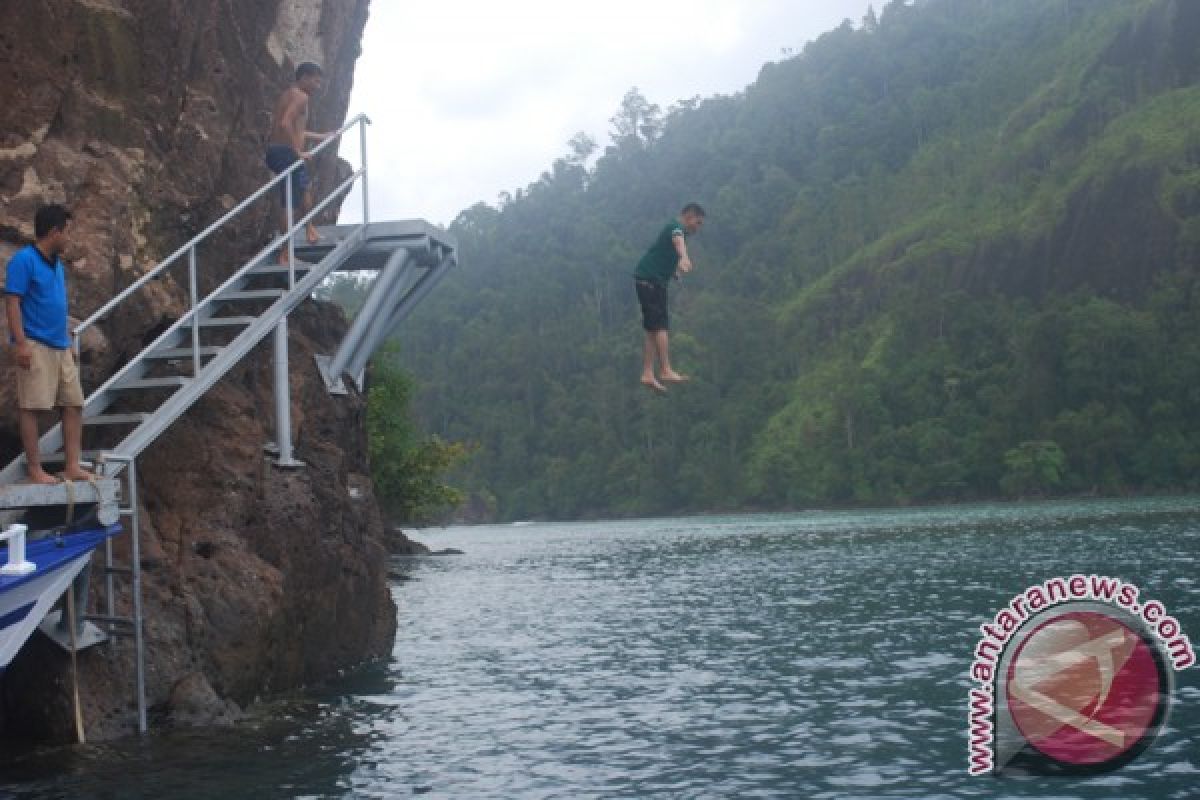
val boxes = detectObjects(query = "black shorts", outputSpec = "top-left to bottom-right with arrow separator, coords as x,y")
635,278 -> 668,331
265,144 -> 310,209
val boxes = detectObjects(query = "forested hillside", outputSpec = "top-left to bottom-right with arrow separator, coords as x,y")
385,0 -> 1200,520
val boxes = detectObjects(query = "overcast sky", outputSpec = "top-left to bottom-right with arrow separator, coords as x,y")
341,0 -> 873,226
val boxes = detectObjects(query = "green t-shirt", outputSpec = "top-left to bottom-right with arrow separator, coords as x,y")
634,220 -> 685,284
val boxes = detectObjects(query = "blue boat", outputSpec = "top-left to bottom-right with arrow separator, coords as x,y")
0,524 -> 122,669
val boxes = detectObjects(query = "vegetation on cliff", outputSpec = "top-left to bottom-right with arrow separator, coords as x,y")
366,347 -> 470,524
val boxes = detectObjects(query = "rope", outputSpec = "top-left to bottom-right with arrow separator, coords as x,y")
84,475 -> 101,526
61,473 -> 104,743
60,475 -> 103,529
66,580 -> 87,744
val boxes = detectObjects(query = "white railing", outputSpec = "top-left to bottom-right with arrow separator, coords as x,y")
72,113 -> 372,375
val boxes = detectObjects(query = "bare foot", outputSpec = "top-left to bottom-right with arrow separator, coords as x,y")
276,249 -> 290,266
306,223 -> 321,245
25,469 -> 60,485
61,468 -> 96,481
640,376 -> 667,394
660,371 -> 690,383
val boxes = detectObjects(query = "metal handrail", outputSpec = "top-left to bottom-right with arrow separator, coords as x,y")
74,113 -> 371,339
74,166 -> 366,421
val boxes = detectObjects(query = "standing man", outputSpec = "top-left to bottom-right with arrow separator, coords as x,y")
633,203 -> 706,393
4,204 -> 93,484
265,61 -> 332,264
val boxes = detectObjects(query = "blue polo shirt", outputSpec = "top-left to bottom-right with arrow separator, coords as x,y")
5,245 -> 70,349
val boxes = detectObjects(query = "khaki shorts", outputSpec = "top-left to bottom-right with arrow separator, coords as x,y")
16,341 -> 84,411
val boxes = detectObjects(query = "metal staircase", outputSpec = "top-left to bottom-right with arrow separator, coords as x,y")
0,232 -> 361,487
0,112 -> 457,733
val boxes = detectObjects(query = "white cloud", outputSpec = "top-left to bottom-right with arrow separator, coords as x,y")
340,0 -> 873,226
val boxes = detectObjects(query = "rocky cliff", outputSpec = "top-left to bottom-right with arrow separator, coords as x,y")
0,0 -> 394,741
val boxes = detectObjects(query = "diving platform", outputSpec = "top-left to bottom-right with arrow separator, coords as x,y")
304,220 -> 457,394
0,479 -> 121,527
297,219 -> 456,270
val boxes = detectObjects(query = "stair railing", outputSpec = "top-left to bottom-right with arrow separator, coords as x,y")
72,113 -> 372,377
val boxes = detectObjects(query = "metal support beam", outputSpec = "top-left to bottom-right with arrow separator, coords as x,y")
360,117 -> 370,225
316,248 -> 411,394
272,319 -> 304,468
88,454 -> 148,734
344,254 -> 457,387
340,260 -> 426,387
382,252 -> 456,337
127,460 -> 147,734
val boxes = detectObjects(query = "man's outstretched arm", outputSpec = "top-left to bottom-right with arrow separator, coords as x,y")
673,232 -> 693,275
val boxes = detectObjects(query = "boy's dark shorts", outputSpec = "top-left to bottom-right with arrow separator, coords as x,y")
635,278 -> 668,331
265,144 -> 309,209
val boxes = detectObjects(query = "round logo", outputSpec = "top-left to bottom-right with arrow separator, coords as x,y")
1005,609 -> 1169,771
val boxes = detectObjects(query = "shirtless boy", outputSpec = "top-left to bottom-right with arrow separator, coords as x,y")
266,62 -> 332,263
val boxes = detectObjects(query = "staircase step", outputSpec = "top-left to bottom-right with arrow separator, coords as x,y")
37,450 -> 104,465
112,376 -> 190,391
197,316 -> 256,328
216,289 -> 286,302
143,346 -> 223,360
0,476 -> 119,509
83,413 -> 150,427
246,262 -> 314,277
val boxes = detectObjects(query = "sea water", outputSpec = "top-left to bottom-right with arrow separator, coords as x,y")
1,497 -> 1197,798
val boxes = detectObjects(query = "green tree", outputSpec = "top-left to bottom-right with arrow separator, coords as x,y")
609,87 -> 663,147
367,351 -> 472,524
1001,441 -> 1067,497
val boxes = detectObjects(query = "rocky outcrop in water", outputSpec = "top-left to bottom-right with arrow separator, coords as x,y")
0,0 -> 392,741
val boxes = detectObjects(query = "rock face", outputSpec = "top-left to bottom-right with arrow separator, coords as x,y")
387,528 -> 433,555
0,0 -> 394,741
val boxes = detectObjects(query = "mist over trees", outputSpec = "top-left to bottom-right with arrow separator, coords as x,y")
368,0 -> 1200,520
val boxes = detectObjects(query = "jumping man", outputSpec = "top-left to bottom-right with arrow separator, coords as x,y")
266,61 -> 332,264
4,204 -> 94,484
633,203 -> 706,393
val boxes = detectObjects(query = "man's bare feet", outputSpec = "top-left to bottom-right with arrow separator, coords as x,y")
25,469 -> 59,485
640,375 -> 668,394
306,223 -> 321,245
277,248 -> 290,266
660,370 -> 690,383
61,468 -> 96,481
